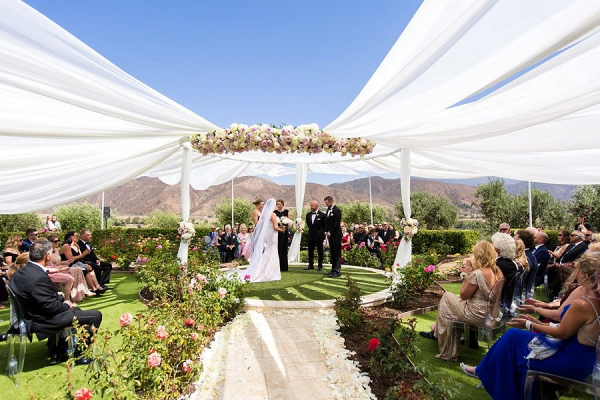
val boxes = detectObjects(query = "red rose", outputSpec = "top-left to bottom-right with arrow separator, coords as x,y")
368,337 -> 381,351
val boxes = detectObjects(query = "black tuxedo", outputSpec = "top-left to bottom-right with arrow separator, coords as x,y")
306,210 -> 326,269
558,242 -> 588,264
325,205 -> 342,274
8,262 -> 102,355
532,244 -> 550,287
220,232 -> 238,263
78,239 -> 112,286
378,229 -> 392,244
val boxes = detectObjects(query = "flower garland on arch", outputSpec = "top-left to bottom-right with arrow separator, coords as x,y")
190,123 -> 375,157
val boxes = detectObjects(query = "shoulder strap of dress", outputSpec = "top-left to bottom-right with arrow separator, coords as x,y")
578,297 -> 600,345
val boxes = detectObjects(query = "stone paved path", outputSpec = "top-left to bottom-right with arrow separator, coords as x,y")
191,310 -> 373,400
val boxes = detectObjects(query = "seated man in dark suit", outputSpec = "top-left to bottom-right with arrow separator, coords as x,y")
78,229 -> 112,289
8,239 -> 102,365
19,228 -> 38,252
532,231 -> 550,287
220,225 -> 237,263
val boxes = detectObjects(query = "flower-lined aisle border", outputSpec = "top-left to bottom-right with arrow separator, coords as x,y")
189,309 -> 374,400
190,123 -> 375,157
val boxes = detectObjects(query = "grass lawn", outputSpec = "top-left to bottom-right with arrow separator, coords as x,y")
0,273 -> 145,399
243,264 -> 389,301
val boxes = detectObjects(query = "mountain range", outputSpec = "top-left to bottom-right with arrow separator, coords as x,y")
81,176 -> 578,219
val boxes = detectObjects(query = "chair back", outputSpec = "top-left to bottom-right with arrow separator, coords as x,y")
523,262 -> 539,300
501,271 -> 522,316
5,283 -> 27,336
487,276 -> 505,325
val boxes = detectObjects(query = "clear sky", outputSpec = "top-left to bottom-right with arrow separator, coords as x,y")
24,0 -> 423,184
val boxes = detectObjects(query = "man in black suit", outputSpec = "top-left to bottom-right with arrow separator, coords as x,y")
220,225 -> 237,263
8,239 -> 102,365
324,195 -> 342,277
304,200 -> 326,271
548,230 -> 588,298
378,222 -> 392,244
20,228 -> 38,252
559,230 -> 588,264
79,229 -> 112,288
532,231 -> 551,287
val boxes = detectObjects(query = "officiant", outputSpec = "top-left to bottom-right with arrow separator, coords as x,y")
274,199 -> 289,272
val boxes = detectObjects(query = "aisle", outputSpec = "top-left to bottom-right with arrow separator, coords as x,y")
190,309 -> 374,400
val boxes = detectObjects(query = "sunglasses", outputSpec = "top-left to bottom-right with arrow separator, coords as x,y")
570,234 -> 578,237
557,234 -> 563,236
52,240 -> 60,243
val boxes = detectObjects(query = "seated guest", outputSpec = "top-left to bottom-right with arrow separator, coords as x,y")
20,228 -> 38,252
575,214 -> 592,231
548,229 -> 570,263
206,225 -> 218,250
420,241 -> 502,361
3,234 -> 23,266
532,230 -> 551,287
341,226 -> 353,251
78,229 -> 112,289
47,233 -> 92,303
584,230 -> 594,245
378,222 -> 392,244
238,224 -> 252,261
220,225 -> 237,263
353,224 -> 367,248
460,252 -> 600,400
45,215 -> 57,232
491,232 -> 521,279
62,231 -> 104,295
51,215 -> 61,231
548,230 -> 588,298
388,224 -> 400,241
8,239 -> 102,365
366,228 -> 383,256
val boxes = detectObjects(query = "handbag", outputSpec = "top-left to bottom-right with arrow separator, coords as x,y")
525,323 -> 562,360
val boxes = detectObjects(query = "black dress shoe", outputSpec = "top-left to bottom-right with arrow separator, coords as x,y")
303,266 -> 314,270
419,331 -> 437,340
74,357 -> 93,365
50,353 -> 69,365
102,286 -> 112,290
0,333 -> 8,342
324,271 -> 333,276
317,267 -> 323,271
330,273 -> 341,278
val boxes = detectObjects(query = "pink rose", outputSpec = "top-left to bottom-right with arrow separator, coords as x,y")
119,313 -> 133,328
191,332 -> 199,340
156,325 -> 168,340
75,388 -> 93,400
425,265 -> 436,273
147,352 -> 162,368
218,288 -> 227,298
157,244 -> 163,249
184,318 -> 195,327
244,274 -> 251,281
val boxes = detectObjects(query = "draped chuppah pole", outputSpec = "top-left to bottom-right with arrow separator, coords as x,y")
288,163 -> 307,263
368,175 -> 374,226
177,142 -> 192,264
528,181 -> 533,227
231,179 -> 234,227
393,149 -> 412,273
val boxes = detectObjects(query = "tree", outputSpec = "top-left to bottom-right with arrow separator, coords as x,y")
474,178 -> 512,230
569,185 -> 600,230
0,213 -> 42,233
54,202 -> 102,233
338,201 -> 388,225
394,191 -> 458,229
215,197 -> 253,227
145,210 -> 181,229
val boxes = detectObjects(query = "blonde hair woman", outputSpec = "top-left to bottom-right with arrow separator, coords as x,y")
3,234 -> 23,266
252,199 -> 264,226
514,238 -> 530,271
420,241 -> 502,361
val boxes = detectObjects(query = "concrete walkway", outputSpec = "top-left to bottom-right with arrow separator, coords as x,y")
191,310 -> 374,400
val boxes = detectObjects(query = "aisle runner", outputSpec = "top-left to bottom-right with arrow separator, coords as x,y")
190,309 -> 374,400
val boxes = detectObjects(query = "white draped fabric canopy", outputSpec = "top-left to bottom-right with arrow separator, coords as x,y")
2,0 -> 600,264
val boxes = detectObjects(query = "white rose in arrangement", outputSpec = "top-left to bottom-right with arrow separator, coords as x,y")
308,123 -> 319,132
230,123 -> 239,132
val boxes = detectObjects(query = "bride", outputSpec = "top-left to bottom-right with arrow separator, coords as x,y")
242,198 -> 285,283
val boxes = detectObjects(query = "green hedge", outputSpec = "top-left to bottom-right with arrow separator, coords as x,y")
410,230 -> 480,255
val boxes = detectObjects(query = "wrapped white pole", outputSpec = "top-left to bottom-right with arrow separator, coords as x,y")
231,179 -> 234,227
368,175 -> 374,226
100,191 -> 105,229
177,142 -> 192,264
393,149 -> 412,272
528,181 -> 533,227
288,163 -> 307,263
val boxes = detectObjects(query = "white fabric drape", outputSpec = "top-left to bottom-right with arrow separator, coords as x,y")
288,164 -> 307,263
177,142 -> 192,264
393,149 -> 412,271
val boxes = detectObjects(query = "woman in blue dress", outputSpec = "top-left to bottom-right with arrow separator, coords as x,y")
460,251 -> 600,400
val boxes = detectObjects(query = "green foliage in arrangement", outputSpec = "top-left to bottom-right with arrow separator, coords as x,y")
394,191 -> 458,230
54,202 -> 102,233
145,210 -> 181,229
338,201 -> 388,226
70,252 -> 247,399
215,197 -> 253,228
390,253 -> 439,308
334,276 -> 363,331
0,213 -> 42,233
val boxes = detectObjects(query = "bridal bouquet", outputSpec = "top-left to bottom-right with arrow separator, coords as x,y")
279,216 -> 293,229
178,221 -> 196,241
291,218 -> 305,234
400,218 -> 418,241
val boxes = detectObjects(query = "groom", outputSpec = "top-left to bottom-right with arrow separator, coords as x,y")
324,195 -> 342,277
304,200 -> 326,271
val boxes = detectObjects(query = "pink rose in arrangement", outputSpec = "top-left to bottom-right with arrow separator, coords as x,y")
156,325 -> 168,340
218,288 -> 227,298
184,318 -> 195,327
119,313 -> 133,328
368,337 -> 381,351
425,265 -> 436,273
359,242 -> 366,248
147,352 -> 162,368
191,332 -> 199,340
75,387 -> 93,400
244,274 -> 251,281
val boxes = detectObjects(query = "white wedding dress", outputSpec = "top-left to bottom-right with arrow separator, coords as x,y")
237,198 -> 281,283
